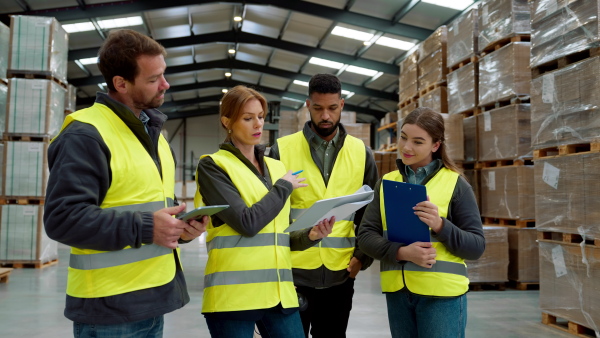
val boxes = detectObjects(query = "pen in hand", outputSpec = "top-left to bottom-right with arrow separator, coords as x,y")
292,170 -> 304,175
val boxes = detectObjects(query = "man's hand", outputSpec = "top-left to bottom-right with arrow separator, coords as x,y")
347,257 -> 362,278
153,204 -> 187,249
308,216 -> 335,241
180,215 -> 209,241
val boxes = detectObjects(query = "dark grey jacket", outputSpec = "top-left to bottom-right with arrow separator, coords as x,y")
43,93 -> 189,324
358,160 -> 485,271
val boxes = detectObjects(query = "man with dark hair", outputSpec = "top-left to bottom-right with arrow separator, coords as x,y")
268,73 -> 378,337
44,29 -> 208,337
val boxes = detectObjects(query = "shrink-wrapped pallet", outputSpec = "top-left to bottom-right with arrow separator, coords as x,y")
463,115 -> 478,162
0,21 -> 8,80
399,50 -> 419,103
477,104 -> 531,161
418,86 -> 447,115
278,110 -> 298,138
418,26 -> 447,90
478,0 -> 531,52
447,8 -> 478,68
479,42 -> 530,106
466,226 -> 508,282
481,165 -> 535,219
3,141 -> 49,197
448,62 -> 478,114
508,228 -> 539,282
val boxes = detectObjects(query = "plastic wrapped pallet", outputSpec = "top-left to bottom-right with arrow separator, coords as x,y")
463,115 -> 478,162
447,8 -> 479,68
8,16 -> 69,84
341,111 -> 356,124
531,56 -> 600,149
481,165 -> 535,219
448,62 -> 478,114
296,107 -> 309,132
478,0 -> 531,53
508,228 -> 539,282
534,153 -> 600,239
477,104 -> 531,161
398,100 -> 418,118
344,123 -> 370,148
418,86 -> 447,115
399,50 -> 419,103
64,84 -> 77,113
3,141 -> 49,197
538,241 -> 600,332
0,82 -> 6,139
466,226 -> 508,283
0,205 -> 58,263
0,21 -> 8,80
383,112 -> 397,126
441,113 -> 464,161
530,0 -> 600,68
418,26 -> 447,90
478,42 -> 530,107
463,169 -> 481,210
6,78 -> 66,138
278,110 -> 298,138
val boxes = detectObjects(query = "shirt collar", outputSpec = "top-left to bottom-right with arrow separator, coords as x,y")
404,159 -> 442,179
303,121 -> 344,149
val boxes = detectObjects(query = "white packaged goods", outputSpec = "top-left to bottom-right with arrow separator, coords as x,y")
0,21 -> 8,80
6,78 -> 66,137
3,141 -> 49,197
64,84 -> 77,113
0,82 -> 6,138
0,205 -> 57,262
9,15 -> 68,84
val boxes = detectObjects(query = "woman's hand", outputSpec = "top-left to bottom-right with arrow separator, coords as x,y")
308,216 -> 335,241
413,196 -> 443,233
281,170 -> 308,190
396,242 -> 436,268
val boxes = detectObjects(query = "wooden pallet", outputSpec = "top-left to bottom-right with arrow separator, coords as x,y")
482,217 -> 535,228
0,78 -> 7,86
377,122 -> 397,132
479,95 -> 530,113
476,159 -> 533,169
3,134 -> 52,142
469,282 -> 506,291
532,47 -> 600,79
448,54 -> 479,74
0,197 -> 45,205
6,70 -> 68,89
542,312 -> 597,338
507,281 -> 539,291
452,107 -> 481,117
533,142 -> 600,160
419,82 -> 446,97
0,259 -> 58,269
538,231 -> 600,247
398,95 -> 419,109
457,162 -> 477,170
0,268 -> 13,283
480,35 -> 531,57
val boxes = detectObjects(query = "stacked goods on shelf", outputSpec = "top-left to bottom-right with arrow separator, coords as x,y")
398,50 -> 419,106
440,113 -> 463,162
448,8 -> 479,115
418,86 -> 447,115
447,63 -> 478,116
0,22 -> 8,81
508,228 -> 539,283
398,100 -> 417,119
8,16 -> 68,84
478,0 -> 530,54
344,123 -> 371,148
531,0 -> 600,73
296,106 -> 310,132
463,168 -> 480,211
477,104 -> 531,161
463,115 -> 478,163
64,84 -> 77,115
466,226 -> 508,283
0,205 -> 55,265
480,164 -> 535,220
418,26 -> 447,95
278,110 -> 298,138
373,151 -> 398,178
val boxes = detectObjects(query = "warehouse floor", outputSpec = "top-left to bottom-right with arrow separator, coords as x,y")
0,239 -> 574,338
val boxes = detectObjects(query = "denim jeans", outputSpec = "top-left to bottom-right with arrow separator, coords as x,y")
205,308 -> 304,338
386,291 -> 467,338
73,316 -> 164,338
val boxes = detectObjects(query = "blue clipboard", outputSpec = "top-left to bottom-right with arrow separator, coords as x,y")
382,180 -> 430,244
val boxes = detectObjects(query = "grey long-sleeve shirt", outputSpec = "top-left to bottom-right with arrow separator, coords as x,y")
357,159 -> 485,271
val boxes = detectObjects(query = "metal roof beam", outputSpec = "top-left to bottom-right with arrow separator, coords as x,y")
392,0 -> 421,23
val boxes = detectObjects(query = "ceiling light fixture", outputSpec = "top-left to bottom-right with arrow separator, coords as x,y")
233,16 -> 243,22
375,37 -> 415,50
331,26 -> 374,42
421,0 -> 474,10
222,89 -> 228,93
98,16 -> 143,30
308,57 -> 344,69
345,65 -> 379,77
293,80 -> 309,87
225,72 -> 232,77
79,57 -> 98,65
228,49 -> 236,54
63,21 -> 95,33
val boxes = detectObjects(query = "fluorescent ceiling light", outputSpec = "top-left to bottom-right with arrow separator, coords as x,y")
63,22 -> 95,33
345,65 -> 378,77
233,16 -> 243,22
375,37 -> 415,50
79,57 -> 98,65
309,57 -> 344,69
282,96 -> 305,103
222,89 -> 228,93
342,90 -> 355,99
421,0 -> 474,10
331,26 -> 374,42
98,16 -> 143,30
225,72 -> 232,77
293,80 -> 309,87
228,49 -> 236,54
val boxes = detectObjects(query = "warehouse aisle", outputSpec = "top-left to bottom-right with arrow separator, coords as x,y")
0,240 -> 573,338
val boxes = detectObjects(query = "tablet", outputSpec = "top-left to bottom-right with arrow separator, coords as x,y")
177,205 -> 229,222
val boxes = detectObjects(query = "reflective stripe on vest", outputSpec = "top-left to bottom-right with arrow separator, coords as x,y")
60,103 -> 177,299
205,268 -> 294,287
199,150 -> 298,313
379,168 -> 469,297
278,131 -> 366,271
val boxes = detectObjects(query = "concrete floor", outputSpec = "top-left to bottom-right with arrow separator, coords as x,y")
0,239 -> 575,338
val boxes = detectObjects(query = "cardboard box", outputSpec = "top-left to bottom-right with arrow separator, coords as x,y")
479,42 -> 531,106
447,8 -> 479,68
539,241 -> 600,330
481,165 -> 535,219
448,62 -> 478,114
442,113 -> 464,161
477,104 -> 531,161
0,82 -> 6,139
9,16 -> 68,84
463,115 -> 478,162
466,226 -> 508,282
344,123 -> 371,148
3,141 -> 49,198
0,21 -> 8,80
279,110 -> 298,138
398,100 -> 418,119
478,0 -> 531,52
508,228 -> 539,282
418,86 -> 447,115
0,205 -> 57,263
399,50 -> 419,103
6,78 -> 66,138
418,26 -> 447,89
64,84 -> 77,113
463,169 -> 481,211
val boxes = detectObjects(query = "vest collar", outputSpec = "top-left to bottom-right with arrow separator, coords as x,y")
94,92 -> 168,129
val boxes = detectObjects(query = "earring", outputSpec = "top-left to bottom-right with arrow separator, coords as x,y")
228,129 -> 232,134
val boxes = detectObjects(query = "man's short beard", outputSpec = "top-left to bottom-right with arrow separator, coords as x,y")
312,119 -> 340,137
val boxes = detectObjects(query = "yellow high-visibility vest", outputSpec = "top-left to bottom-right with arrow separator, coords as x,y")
58,103 -> 177,298
380,168 -> 469,297
277,131 -> 365,271
199,149 -> 298,312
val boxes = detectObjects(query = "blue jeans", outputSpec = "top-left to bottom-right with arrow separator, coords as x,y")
73,316 -> 164,338
205,309 -> 304,338
386,291 -> 467,338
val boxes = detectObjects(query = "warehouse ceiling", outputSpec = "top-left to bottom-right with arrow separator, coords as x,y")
0,0 -> 479,121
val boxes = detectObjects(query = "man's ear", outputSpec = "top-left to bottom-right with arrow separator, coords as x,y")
113,76 -> 128,94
